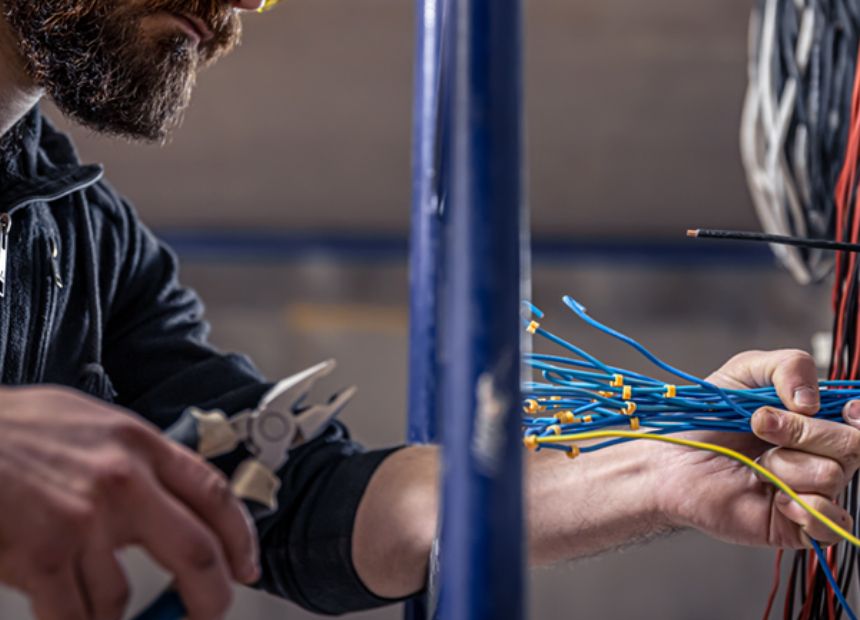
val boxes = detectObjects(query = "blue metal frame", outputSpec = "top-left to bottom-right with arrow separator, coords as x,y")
408,0 -> 444,445
407,0 -> 526,617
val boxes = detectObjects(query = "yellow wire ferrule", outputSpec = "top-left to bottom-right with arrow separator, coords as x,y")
547,425 -> 562,436
524,399 -> 541,414
622,385 -> 632,400
523,435 -> 538,450
597,390 -> 613,398
611,374 -> 624,387
629,417 -> 641,430
565,446 -> 580,459
526,320 -> 540,335
664,385 -> 677,398
622,401 -> 637,416
555,411 -> 575,424
582,414 -> 593,423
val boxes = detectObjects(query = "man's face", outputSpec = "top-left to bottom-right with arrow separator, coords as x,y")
3,0 -> 242,141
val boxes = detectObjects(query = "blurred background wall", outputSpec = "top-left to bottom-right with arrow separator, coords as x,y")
0,0 -> 836,618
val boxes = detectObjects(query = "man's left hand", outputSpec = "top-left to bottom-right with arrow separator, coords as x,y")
660,349 -> 860,548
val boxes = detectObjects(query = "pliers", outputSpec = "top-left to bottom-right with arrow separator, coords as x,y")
133,359 -> 356,620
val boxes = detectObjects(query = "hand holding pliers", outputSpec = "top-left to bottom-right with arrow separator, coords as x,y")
134,359 -> 355,620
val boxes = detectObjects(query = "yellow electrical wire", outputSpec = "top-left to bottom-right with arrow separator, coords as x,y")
532,430 -> 860,548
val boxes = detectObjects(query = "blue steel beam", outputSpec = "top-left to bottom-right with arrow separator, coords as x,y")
436,0 -> 526,617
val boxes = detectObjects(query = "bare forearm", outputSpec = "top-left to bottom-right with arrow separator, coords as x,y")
525,441 -> 671,565
352,441 -> 669,598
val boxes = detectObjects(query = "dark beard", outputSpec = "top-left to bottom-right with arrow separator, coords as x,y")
2,0 -> 241,142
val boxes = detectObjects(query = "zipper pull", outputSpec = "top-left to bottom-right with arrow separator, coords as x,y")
0,212 -> 11,298
49,238 -> 63,288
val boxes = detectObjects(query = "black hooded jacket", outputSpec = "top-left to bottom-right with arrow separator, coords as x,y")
0,106 -> 401,615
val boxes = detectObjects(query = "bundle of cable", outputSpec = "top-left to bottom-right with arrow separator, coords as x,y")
521,297 -> 860,619
741,0 -> 860,284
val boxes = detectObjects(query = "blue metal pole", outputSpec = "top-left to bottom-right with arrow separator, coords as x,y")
407,0 -> 442,446
436,0 -> 525,617
406,1 -> 444,617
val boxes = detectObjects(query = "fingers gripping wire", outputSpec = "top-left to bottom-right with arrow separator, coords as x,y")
532,430 -> 860,549
522,298 -> 860,618
521,299 -> 860,543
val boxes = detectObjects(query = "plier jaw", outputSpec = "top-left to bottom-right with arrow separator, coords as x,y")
140,360 -> 356,620
167,359 -> 356,513
246,359 -> 357,472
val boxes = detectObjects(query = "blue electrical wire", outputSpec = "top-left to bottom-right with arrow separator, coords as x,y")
560,296 -> 751,417
810,539 -> 858,620
522,297 -> 860,450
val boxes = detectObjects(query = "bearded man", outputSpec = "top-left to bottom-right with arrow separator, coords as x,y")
0,2 -> 859,620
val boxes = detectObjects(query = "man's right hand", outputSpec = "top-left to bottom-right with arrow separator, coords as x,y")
0,385 -> 260,620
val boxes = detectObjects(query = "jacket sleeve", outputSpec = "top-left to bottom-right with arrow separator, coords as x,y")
99,191 -> 407,615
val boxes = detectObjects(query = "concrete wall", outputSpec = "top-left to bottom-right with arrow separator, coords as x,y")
52,0 -> 756,237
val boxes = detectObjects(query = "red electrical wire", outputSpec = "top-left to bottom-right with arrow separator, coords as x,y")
832,48 -> 860,379
820,45 -> 860,620
833,48 -> 860,305
764,550 -> 784,620
827,546 -> 839,620
780,46 -> 860,619
798,556 -> 820,620
784,555 -> 798,620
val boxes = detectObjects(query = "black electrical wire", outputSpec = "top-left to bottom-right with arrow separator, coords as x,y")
687,228 -> 860,252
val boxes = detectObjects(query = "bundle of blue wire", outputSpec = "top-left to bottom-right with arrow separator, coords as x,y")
522,296 -> 859,618
522,296 -> 860,454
